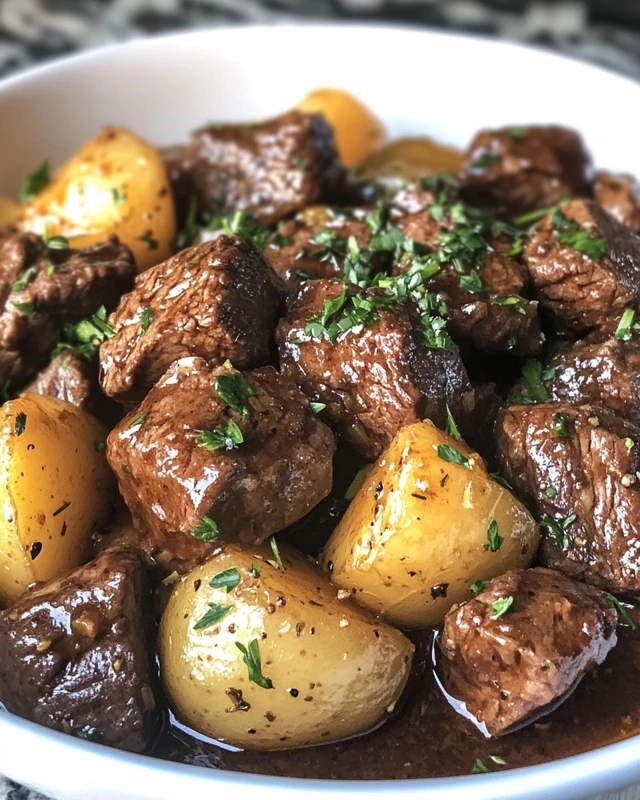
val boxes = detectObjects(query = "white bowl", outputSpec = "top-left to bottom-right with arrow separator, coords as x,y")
1,22 -> 640,800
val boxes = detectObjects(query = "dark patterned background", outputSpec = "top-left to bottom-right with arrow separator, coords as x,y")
1,0 -> 639,797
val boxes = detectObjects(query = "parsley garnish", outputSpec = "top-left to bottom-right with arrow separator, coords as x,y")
14,411 -> 26,436
508,359 -> 553,405
111,187 -> 127,205
615,309 -> 639,342
212,209 -> 269,252
459,270 -> 484,293
470,151 -> 499,170
552,208 -> 607,261
193,603 -> 233,631
136,234 -> 159,250
540,513 -> 577,551
176,196 -> 200,250
236,639 -> 273,689
310,401 -> 326,414
293,156 -> 308,170
21,161 -> 50,203
484,519 -> 503,552
209,567 -> 241,593
13,301 -> 35,316
606,594 -> 637,631
505,126 -> 529,139
545,486 -> 558,499
470,580 -> 490,595
490,295 -> 526,315
12,267 -> 38,293
42,224 -> 69,250
304,287 -> 394,343
215,367 -> 255,418
196,421 -> 243,451
52,306 -> 114,360
625,438 -> 635,451
191,515 -> 219,542
445,405 -> 462,441
345,467 -> 369,500
437,444 -> 471,469
131,412 -> 148,427
550,412 -> 571,438
250,562 -> 261,578
93,440 -> 106,453
268,536 -> 284,570
471,755 -> 507,774
489,472 -> 513,490
491,596 -> 514,620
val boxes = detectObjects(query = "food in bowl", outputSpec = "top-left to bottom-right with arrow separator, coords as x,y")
0,85 -> 639,780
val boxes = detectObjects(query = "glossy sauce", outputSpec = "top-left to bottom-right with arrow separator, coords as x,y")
154,612 -> 640,780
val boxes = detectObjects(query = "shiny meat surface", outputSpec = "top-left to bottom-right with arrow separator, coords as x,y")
594,170 -> 640,234
439,568 -> 617,737
107,358 -> 335,563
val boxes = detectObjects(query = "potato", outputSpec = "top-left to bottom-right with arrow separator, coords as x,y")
320,421 -> 540,629
158,543 -> 413,750
17,127 -> 176,271
0,196 -> 20,226
355,136 -> 463,182
297,88 -> 386,168
0,394 -> 115,605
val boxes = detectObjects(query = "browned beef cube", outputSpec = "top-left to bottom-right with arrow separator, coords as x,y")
107,359 -> 335,564
276,279 -> 475,458
0,548 -> 157,753
99,236 -> 285,404
23,351 -> 96,410
496,404 -> 640,593
0,231 -> 135,389
264,206 -> 391,291
440,567 -> 617,737
524,199 -> 640,334
459,125 -> 592,216
546,331 -> 640,421
594,170 -> 640,234
187,110 -> 345,225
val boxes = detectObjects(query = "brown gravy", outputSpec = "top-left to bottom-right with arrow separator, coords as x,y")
154,612 -> 640,780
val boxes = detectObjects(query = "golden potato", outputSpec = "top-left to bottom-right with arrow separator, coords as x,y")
0,394 -> 115,605
297,87 -> 386,168
159,543 -> 413,750
0,196 -> 20,226
320,421 -> 540,629
355,136 -> 463,182
17,127 -> 176,271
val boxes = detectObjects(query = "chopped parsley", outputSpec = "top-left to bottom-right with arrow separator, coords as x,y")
470,580 -> 490,595
470,151 -> 500,170
505,126 -> 529,139
209,567 -> 241,593
52,306 -> 114,360
138,307 -> 153,334
606,594 -> 637,631
267,536 -> 284,571
191,515 -> 219,542
550,412 -> 571,438
345,467 -> 369,500
14,411 -> 26,436
176,196 -> 200,250
250,563 -> 261,578
131,412 -> 148,428
303,287 -> 394,343
490,295 -> 526,315
196,421 -> 244,451
615,309 -> 639,342
471,755 -> 506,774
193,602 -> 233,631
21,160 -> 50,203
445,405 -> 462,441
42,224 -> 69,250
436,444 -> 471,469
293,156 -> 308,170
552,208 -> 607,261
459,270 -> 484,293
13,301 -> 35,316
111,187 -> 127,205
491,596 -> 514,620
545,486 -> 558,499
12,266 -> 38,293
136,234 -> 159,250
215,366 -> 255,418
540,512 -> 577,551
213,209 -> 269,252
484,519 -> 503,552
625,437 -> 635,451
310,401 -> 326,414
489,472 -> 513,490
235,639 -> 273,689
508,359 -> 553,405
93,440 -> 106,453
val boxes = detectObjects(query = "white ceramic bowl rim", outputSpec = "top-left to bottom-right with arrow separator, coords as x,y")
1,23 -> 640,800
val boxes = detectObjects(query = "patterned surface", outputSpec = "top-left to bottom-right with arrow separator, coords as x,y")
1,1 -> 639,798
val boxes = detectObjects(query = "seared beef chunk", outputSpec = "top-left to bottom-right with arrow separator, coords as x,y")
0,548 -> 157,753
459,125 -> 592,216
594,170 -> 640,234
187,110 -> 345,225
546,331 -> 640,421
0,231 -> 135,389
265,206 -> 390,290
524,199 -> 640,334
99,236 -> 285,404
276,279 -> 475,458
496,404 -> 640,593
440,567 -> 617,737
107,358 -> 335,563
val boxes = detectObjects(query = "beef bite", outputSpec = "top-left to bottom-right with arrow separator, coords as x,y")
107,358 -> 335,564
99,236 -> 285,405
594,170 -> 640,234
0,547 -> 157,753
439,567 -> 617,737
0,230 -> 135,390
459,125 -> 592,216
276,279 -> 475,458
187,110 -> 345,225
496,403 -> 640,594
523,199 -> 640,335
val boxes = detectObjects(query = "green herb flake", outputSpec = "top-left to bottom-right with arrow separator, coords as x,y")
268,536 -> 284,571
93,440 -> 106,453
42,224 -> 69,250
445,405 -> 462,441
540,513 -> 577,552
196,421 -> 244,451
209,567 -> 241,593
470,580 -> 490,595
304,287 -> 395,344
46,264 -> 56,276
615,309 -> 639,342
556,229 -> 607,261
508,359 -> 553,405
136,234 -> 159,250
131,412 -> 148,428
293,156 -> 309,170
139,307 -> 153,335
505,126 -> 529,139
21,161 -> 50,203
14,411 -> 27,436
51,306 -> 114,360
235,639 -> 273,689
490,295 -> 526,315
491,596 -> 514,620
111,187 -> 127,205
345,467 -> 369,501
310,401 -> 326,415
471,759 -> 490,774
215,369 -> 255,418
470,151 -> 500,170
12,267 -> 38,294
250,562 -> 261,578
625,437 -> 635,451
193,602 -> 233,631
436,444 -> 472,469
606,594 -> 637,631
489,472 -> 513,490
191,515 -> 219,543
459,270 -> 484,294
176,196 -> 200,250
121,464 -> 131,474
214,209 -> 269,252
484,519 -> 503,552
13,301 -> 35,316
550,412 -> 571,439
545,486 -> 558,499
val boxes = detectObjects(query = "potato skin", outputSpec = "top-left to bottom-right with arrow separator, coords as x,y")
17,127 -> 176,272
0,394 -> 115,605
158,543 -> 414,750
320,420 -> 540,629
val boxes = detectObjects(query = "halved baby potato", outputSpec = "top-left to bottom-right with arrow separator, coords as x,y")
355,136 -> 464,182
320,420 -> 540,629
17,127 -> 176,271
0,394 -> 115,605
158,542 -> 414,750
0,196 -> 20,226
297,87 -> 386,168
